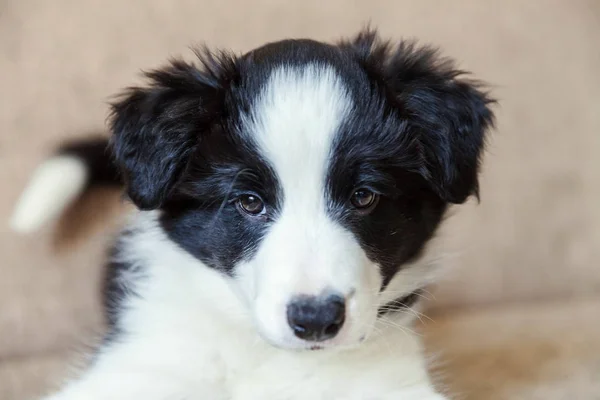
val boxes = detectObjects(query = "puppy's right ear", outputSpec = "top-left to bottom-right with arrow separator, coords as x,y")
109,49 -> 238,210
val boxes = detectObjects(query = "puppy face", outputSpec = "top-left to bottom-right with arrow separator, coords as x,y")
110,31 -> 493,350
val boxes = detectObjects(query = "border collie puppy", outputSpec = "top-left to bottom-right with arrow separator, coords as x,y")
12,29 -> 494,400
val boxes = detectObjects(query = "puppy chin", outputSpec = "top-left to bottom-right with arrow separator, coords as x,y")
259,334 -> 363,353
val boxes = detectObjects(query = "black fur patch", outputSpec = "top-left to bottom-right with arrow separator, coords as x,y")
340,30 -> 495,203
326,30 -> 494,286
102,235 -> 146,340
58,136 -> 121,187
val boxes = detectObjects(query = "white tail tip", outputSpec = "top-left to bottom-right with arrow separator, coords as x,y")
10,156 -> 89,234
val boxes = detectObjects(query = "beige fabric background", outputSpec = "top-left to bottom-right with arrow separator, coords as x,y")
1,1 -> 599,399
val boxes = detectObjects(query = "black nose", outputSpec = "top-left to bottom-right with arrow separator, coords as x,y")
286,294 -> 346,342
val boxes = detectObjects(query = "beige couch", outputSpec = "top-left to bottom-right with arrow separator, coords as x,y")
2,1 -> 599,399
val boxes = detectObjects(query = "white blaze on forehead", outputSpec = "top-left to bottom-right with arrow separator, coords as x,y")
247,64 -> 352,209
242,63 -> 365,293
237,65 -> 382,347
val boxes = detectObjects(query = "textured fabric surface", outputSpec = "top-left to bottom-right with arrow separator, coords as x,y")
1,0 -> 599,399
423,298 -> 600,400
0,353 -> 71,400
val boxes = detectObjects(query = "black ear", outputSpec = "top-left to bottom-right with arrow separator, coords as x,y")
344,30 -> 495,204
109,49 -> 238,210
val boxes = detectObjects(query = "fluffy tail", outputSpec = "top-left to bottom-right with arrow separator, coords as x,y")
10,137 -> 122,234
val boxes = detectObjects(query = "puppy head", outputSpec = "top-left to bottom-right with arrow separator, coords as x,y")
110,30 -> 494,350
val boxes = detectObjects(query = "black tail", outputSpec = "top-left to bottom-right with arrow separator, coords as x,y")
10,136 -> 122,233
57,137 -> 122,187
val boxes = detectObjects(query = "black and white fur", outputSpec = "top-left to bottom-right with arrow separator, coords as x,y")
11,30 -> 494,399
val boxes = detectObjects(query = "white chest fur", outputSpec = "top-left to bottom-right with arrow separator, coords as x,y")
44,213 -> 445,400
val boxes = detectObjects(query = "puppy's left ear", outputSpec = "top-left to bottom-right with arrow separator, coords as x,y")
345,30 -> 495,204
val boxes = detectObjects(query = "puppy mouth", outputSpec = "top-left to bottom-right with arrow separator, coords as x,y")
265,340 -> 329,352
260,332 -> 361,352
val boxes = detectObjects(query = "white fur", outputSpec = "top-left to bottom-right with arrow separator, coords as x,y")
10,155 -> 88,233
43,212 -> 446,400
236,65 -> 382,349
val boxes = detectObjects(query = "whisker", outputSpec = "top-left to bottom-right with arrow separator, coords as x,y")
378,316 -> 422,338
397,306 -> 434,324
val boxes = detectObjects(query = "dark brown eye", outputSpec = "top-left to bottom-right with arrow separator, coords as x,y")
350,189 -> 378,210
237,194 -> 265,216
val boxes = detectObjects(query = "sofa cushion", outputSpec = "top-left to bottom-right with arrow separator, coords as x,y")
423,298 -> 600,399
